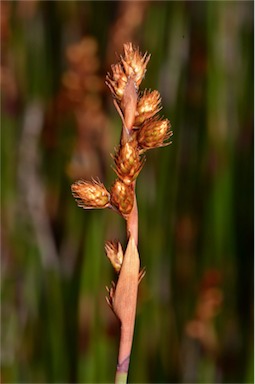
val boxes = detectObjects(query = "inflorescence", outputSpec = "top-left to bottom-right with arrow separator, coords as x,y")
71,42 -> 172,273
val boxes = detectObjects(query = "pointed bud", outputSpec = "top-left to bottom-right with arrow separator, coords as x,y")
138,118 -> 173,151
135,90 -> 162,126
105,241 -> 124,273
110,179 -> 134,217
121,42 -> 150,87
71,178 -> 110,209
113,141 -> 145,185
106,43 -> 150,101
106,63 -> 128,100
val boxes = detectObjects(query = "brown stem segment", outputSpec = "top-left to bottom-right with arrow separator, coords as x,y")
121,78 -> 138,131
127,186 -> 138,246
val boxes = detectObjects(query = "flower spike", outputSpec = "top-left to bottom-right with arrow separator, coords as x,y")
71,42 -> 172,384
106,43 -> 151,101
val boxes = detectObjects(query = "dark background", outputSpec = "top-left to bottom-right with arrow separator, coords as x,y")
1,1 -> 254,383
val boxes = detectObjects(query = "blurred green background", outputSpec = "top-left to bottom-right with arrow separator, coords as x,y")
1,1 -> 253,383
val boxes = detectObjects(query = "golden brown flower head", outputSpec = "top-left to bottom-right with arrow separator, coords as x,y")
113,141 -> 145,185
135,90 -> 162,126
106,42 -> 150,100
71,179 -> 110,209
110,179 -> 134,217
137,118 -> 173,151
105,241 -> 123,273
121,42 -> 150,87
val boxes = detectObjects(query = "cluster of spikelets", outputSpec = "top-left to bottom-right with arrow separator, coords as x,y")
71,42 -> 172,273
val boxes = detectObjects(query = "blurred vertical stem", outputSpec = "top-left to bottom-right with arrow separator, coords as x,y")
15,8 -> 69,379
206,1 -> 237,266
18,103 -> 68,381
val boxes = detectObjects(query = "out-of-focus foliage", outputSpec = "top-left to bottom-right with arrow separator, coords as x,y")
1,1 -> 253,383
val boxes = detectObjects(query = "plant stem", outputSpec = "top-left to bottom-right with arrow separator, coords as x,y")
115,371 -> 128,384
114,71 -> 140,384
127,188 -> 138,246
114,183 -> 138,384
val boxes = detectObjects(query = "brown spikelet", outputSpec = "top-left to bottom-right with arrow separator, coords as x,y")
106,43 -> 150,101
71,178 -> 110,209
121,42 -> 150,86
113,141 -> 145,185
110,179 -> 134,217
137,117 -> 173,151
135,90 -> 162,126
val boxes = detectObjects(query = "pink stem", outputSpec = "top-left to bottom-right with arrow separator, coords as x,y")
126,189 -> 138,246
